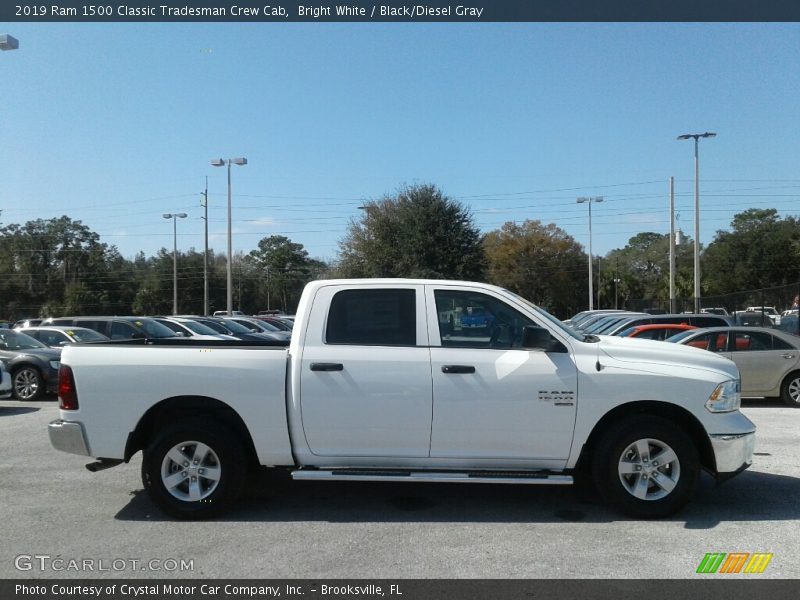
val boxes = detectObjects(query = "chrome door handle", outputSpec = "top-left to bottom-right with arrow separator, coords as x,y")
783,354 -> 796,360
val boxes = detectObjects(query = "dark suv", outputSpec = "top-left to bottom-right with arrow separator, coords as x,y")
44,316 -> 177,340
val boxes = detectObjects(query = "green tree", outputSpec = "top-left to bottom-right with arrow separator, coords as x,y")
337,184 -> 486,280
0,216 -> 119,318
248,235 -> 327,312
603,232 -> 695,309
483,220 -> 585,317
703,209 -> 800,296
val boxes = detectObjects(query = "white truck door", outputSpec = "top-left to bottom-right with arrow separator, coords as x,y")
299,284 -> 433,457
426,286 -> 578,461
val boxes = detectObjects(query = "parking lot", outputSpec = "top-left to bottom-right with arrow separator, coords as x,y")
1,397 -> 799,579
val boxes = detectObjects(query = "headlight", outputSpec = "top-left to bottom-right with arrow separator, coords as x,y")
49,361 -> 61,370
706,379 -> 740,413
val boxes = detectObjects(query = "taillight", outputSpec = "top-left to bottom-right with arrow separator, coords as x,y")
58,365 -> 79,410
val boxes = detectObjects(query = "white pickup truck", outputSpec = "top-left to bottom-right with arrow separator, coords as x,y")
49,279 -> 755,519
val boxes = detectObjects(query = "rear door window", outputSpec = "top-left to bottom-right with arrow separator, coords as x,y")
326,289 -> 416,346
110,321 -> 137,340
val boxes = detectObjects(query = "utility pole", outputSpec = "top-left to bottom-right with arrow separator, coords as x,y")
201,177 -> 209,316
577,196 -> 603,311
669,176 -> 676,314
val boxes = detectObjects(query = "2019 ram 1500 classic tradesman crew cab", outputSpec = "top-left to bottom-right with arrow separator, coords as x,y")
49,279 -> 755,519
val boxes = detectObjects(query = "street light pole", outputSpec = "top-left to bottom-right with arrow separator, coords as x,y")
200,178 -> 209,316
677,132 -> 716,313
211,157 -> 247,316
577,196 -> 603,311
163,213 -> 187,315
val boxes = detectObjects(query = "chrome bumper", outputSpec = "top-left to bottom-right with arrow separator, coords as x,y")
710,431 -> 755,475
48,420 -> 90,456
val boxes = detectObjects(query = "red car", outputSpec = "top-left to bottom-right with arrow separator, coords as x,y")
616,323 -> 697,341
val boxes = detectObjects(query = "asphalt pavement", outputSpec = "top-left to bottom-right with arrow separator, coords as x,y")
1,398 -> 798,579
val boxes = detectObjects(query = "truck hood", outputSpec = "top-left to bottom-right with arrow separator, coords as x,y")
595,335 -> 739,381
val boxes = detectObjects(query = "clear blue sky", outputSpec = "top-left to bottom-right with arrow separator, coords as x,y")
2,23 -> 799,263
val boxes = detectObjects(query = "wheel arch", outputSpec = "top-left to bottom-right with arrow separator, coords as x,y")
8,357 -> 45,374
576,400 -> 716,474
780,369 -> 800,405
124,396 -> 259,467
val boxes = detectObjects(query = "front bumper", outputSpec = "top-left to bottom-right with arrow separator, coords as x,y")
48,420 -> 91,456
710,431 -> 755,478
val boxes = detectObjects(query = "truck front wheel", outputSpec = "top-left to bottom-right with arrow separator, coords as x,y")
141,419 -> 246,519
591,415 -> 700,518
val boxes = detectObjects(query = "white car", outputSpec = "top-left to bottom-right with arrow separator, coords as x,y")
746,306 -> 781,325
152,317 -> 237,341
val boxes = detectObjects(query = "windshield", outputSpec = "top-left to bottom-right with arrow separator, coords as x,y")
215,319 -> 252,334
249,320 -> 280,332
129,319 -> 178,338
0,330 -> 48,350
503,291 -> 583,341
66,328 -> 107,342
196,319 -> 229,334
181,320 -> 222,336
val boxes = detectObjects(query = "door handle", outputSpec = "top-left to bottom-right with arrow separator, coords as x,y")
783,354 -> 796,360
441,365 -> 476,374
310,362 -> 344,372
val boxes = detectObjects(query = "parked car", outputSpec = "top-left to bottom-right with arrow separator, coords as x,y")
603,313 -> 733,336
460,307 -> 495,331
733,311 -> 774,327
16,326 -> 110,347
0,328 -> 61,400
668,326 -> 800,407
564,309 -> 626,328
746,306 -> 781,325
228,317 -> 291,341
572,311 -> 646,332
45,316 -> 178,341
581,312 -> 649,334
254,316 -> 293,331
152,317 -> 237,341
257,309 -> 286,316
616,323 -> 697,341
187,316 -> 286,342
701,307 -> 730,316
779,313 -> 799,336
13,318 -> 43,329
212,310 -> 245,317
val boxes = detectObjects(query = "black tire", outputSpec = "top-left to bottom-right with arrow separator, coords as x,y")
141,418 -> 247,520
12,366 -> 44,401
780,371 -> 800,408
591,415 -> 699,518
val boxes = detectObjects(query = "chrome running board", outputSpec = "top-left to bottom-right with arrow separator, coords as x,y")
291,469 -> 573,485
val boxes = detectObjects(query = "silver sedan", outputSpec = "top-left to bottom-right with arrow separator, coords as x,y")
668,326 -> 800,407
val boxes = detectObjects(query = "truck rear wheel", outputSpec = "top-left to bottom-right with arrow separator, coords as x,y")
591,415 -> 699,518
141,419 -> 246,519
